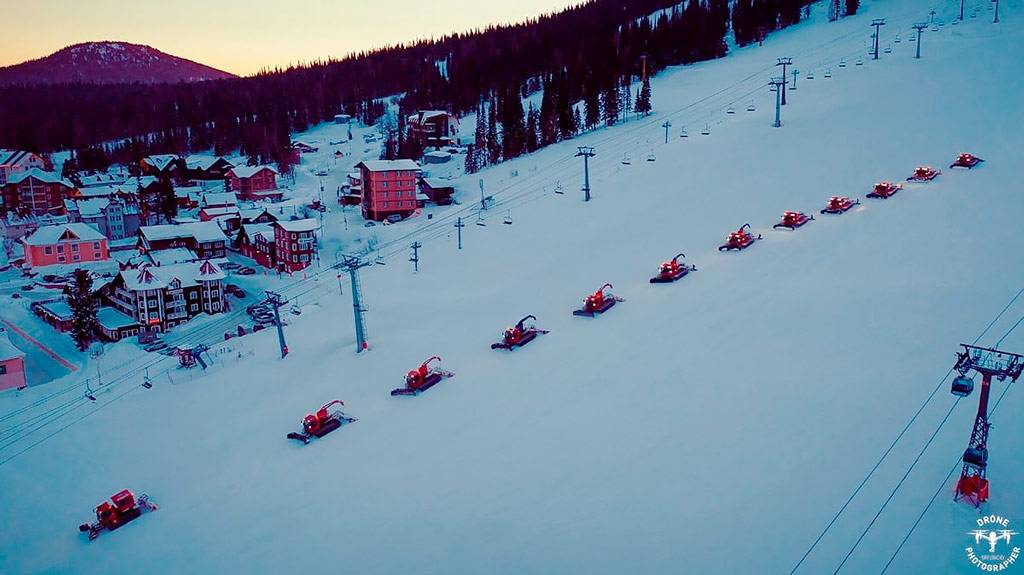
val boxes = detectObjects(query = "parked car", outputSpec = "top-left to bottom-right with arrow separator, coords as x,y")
238,267 -> 256,276
225,284 -> 246,298
364,221 -> 376,228
20,285 -> 34,291
386,214 -> 403,224
11,293 -> 21,299
144,341 -> 168,352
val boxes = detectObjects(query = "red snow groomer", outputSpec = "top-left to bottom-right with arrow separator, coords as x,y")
718,224 -> 761,251
649,253 -> 696,283
867,181 -> 902,199
950,152 -> 984,169
772,211 -> 814,230
573,283 -> 623,317
79,490 -> 157,541
820,195 -> 859,214
391,356 -> 453,396
491,315 -> 549,350
906,165 -> 941,182
287,400 -> 356,444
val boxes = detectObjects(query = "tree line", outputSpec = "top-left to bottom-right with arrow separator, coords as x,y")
0,0 -> 817,173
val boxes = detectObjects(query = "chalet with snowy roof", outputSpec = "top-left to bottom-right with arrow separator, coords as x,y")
356,159 -> 420,221
0,213 -> 68,242
21,223 -> 108,268
238,222 -> 276,269
1,169 -> 76,216
0,329 -> 27,392
186,155 -> 234,181
64,196 -> 141,240
76,172 -> 128,188
200,192 -> 237,210
239,206 -> 278,225
407,111 -> 460,147
419,178 -> 455,205
103,260 -> 226,335
140,154 -> 184,177
227,165 -> 280,201
137,221 -> 227,259
0,150 -> 47,186
274,219 -> 318,273
291,141 -> 318,154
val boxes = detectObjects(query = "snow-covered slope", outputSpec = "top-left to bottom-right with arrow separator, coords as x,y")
3,0 -> 1024,573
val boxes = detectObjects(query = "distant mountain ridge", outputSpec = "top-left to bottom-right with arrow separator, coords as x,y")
0,41 -> 236,86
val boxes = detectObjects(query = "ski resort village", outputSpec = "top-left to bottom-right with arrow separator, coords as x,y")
0,0 -> 1022,572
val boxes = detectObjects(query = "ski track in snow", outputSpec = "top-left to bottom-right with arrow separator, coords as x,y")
2,0 -> 1024,573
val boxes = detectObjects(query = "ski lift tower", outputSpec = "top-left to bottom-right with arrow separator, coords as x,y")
340,255 -> 373,352
950,344 -> 1023,506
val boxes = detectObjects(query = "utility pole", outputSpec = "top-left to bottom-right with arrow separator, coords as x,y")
455,217 -> 464,250
575,146 -> 595,202
410,241 -> 421,272
662,121 -> 672,144
994,0 -> 1000,23
776,57 -> 792,105
340,255 -> 371,352
959,0 -> 965,20
769,77 -> 786,128
871,19 -> 886,59
950,344 -> 1023,506
265,290 -> 289,359
913,23 -> 927,59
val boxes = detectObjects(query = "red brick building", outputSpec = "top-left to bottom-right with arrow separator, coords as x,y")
356,160 -> 420,221
227,165 -> 280,201
238,223 -> 276,269
274,219 -> 318,273
21,223 -> 109,268
1,169 -> 75,216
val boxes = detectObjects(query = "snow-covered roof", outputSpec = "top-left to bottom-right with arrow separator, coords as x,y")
356,159 -> 420,172
276,218 -> 319,233
78,173 -> 127,187
120,260 -> 225,291
420,178 -> 455,189
96,307 -> 137,330
22,223 -> 105,246
0,330 -> 25,362
240,222 -> 275,242
408,110 -> 453,123
140,222 -> 226,244
229,165 -> 278,178
186,155 -> 232,171
201,192 -> 238,207
424,151 -> 451,159
142,154 -> 180,171
200,206 -> 240,218
0,150 -> 41,167
6,169 -> 73,188
66,197 -> 111,217
146,247 -> 198,266
37,300 -> 73,320
239,207 -> 276,222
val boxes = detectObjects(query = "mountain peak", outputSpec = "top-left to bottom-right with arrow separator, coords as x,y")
0,41 -> 237,86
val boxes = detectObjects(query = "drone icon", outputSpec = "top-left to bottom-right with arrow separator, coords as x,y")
968,530 -> 1019,553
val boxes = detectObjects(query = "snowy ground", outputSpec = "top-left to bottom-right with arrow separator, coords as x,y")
3,0 -> 1024,573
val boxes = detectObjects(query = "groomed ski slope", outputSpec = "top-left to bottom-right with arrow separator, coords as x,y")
3,0 -> 1024,572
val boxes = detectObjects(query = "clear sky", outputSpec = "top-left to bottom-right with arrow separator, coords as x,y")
0,0 -> 580,76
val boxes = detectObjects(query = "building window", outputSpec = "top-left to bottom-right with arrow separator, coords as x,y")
292,255 -> 297,263
190,304 -> 198,311
44,246 -> 52,255
93,253 -> 101,259
93,241 -> 100,249
300,255 -> 309,262
0,365 -> 6,375
58,256 -> 65,262
71,243 -> 79,252
57,245 -> 64,253
72,255 -> 80,261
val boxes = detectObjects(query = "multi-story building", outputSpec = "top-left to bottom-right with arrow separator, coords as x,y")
238,222 -> 276,269
138,222 -> 227,259
64,196 -> 141,241
274,219 -> 318,273
357,160 -> 420,221
103,260 -> 226,335
185,155 -> 234,181
227,165 -> 281,201
0,150 -> 48,186
140,155 -> 184,178
1,169 -> 75,216
21,223 -> 109,268
406,111 -> 460,148
0,329 -> 27,391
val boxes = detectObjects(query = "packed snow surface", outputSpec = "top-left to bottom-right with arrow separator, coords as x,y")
3,0 -> 1024,573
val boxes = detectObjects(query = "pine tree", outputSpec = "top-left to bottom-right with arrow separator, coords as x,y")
464,144 -> 478,174
486,97 -> 501,164
539,78 -> 559,146
845,0 -> 860,16
584,79 -> 601,131
620,76 -> 632,123
572,107 -> 582,138
473,100 -> 488,169
157,176 -> 177,223
66,269 -> 98,352
525,103 -> 539,153
635,75 -> 653,116
501,86 -> 526,159
602,82 -> 620,126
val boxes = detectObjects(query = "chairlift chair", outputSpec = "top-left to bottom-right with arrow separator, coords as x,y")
701,124 -> 711,136
726,105 -> 736,114
503,210 -> 513,225
855,57 -> 864,66
646,150 -> 656,162
746,100 -> 756,111
680,126 -> 689,138
621,153 -> 631,165
806,70 -> 815,80
838,58 -> 847,68
476,213 -> 487,226
554,182 -> 565,195
824,68 -> 833,78
951,375 -> 975,397
884,44 -> 892,54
